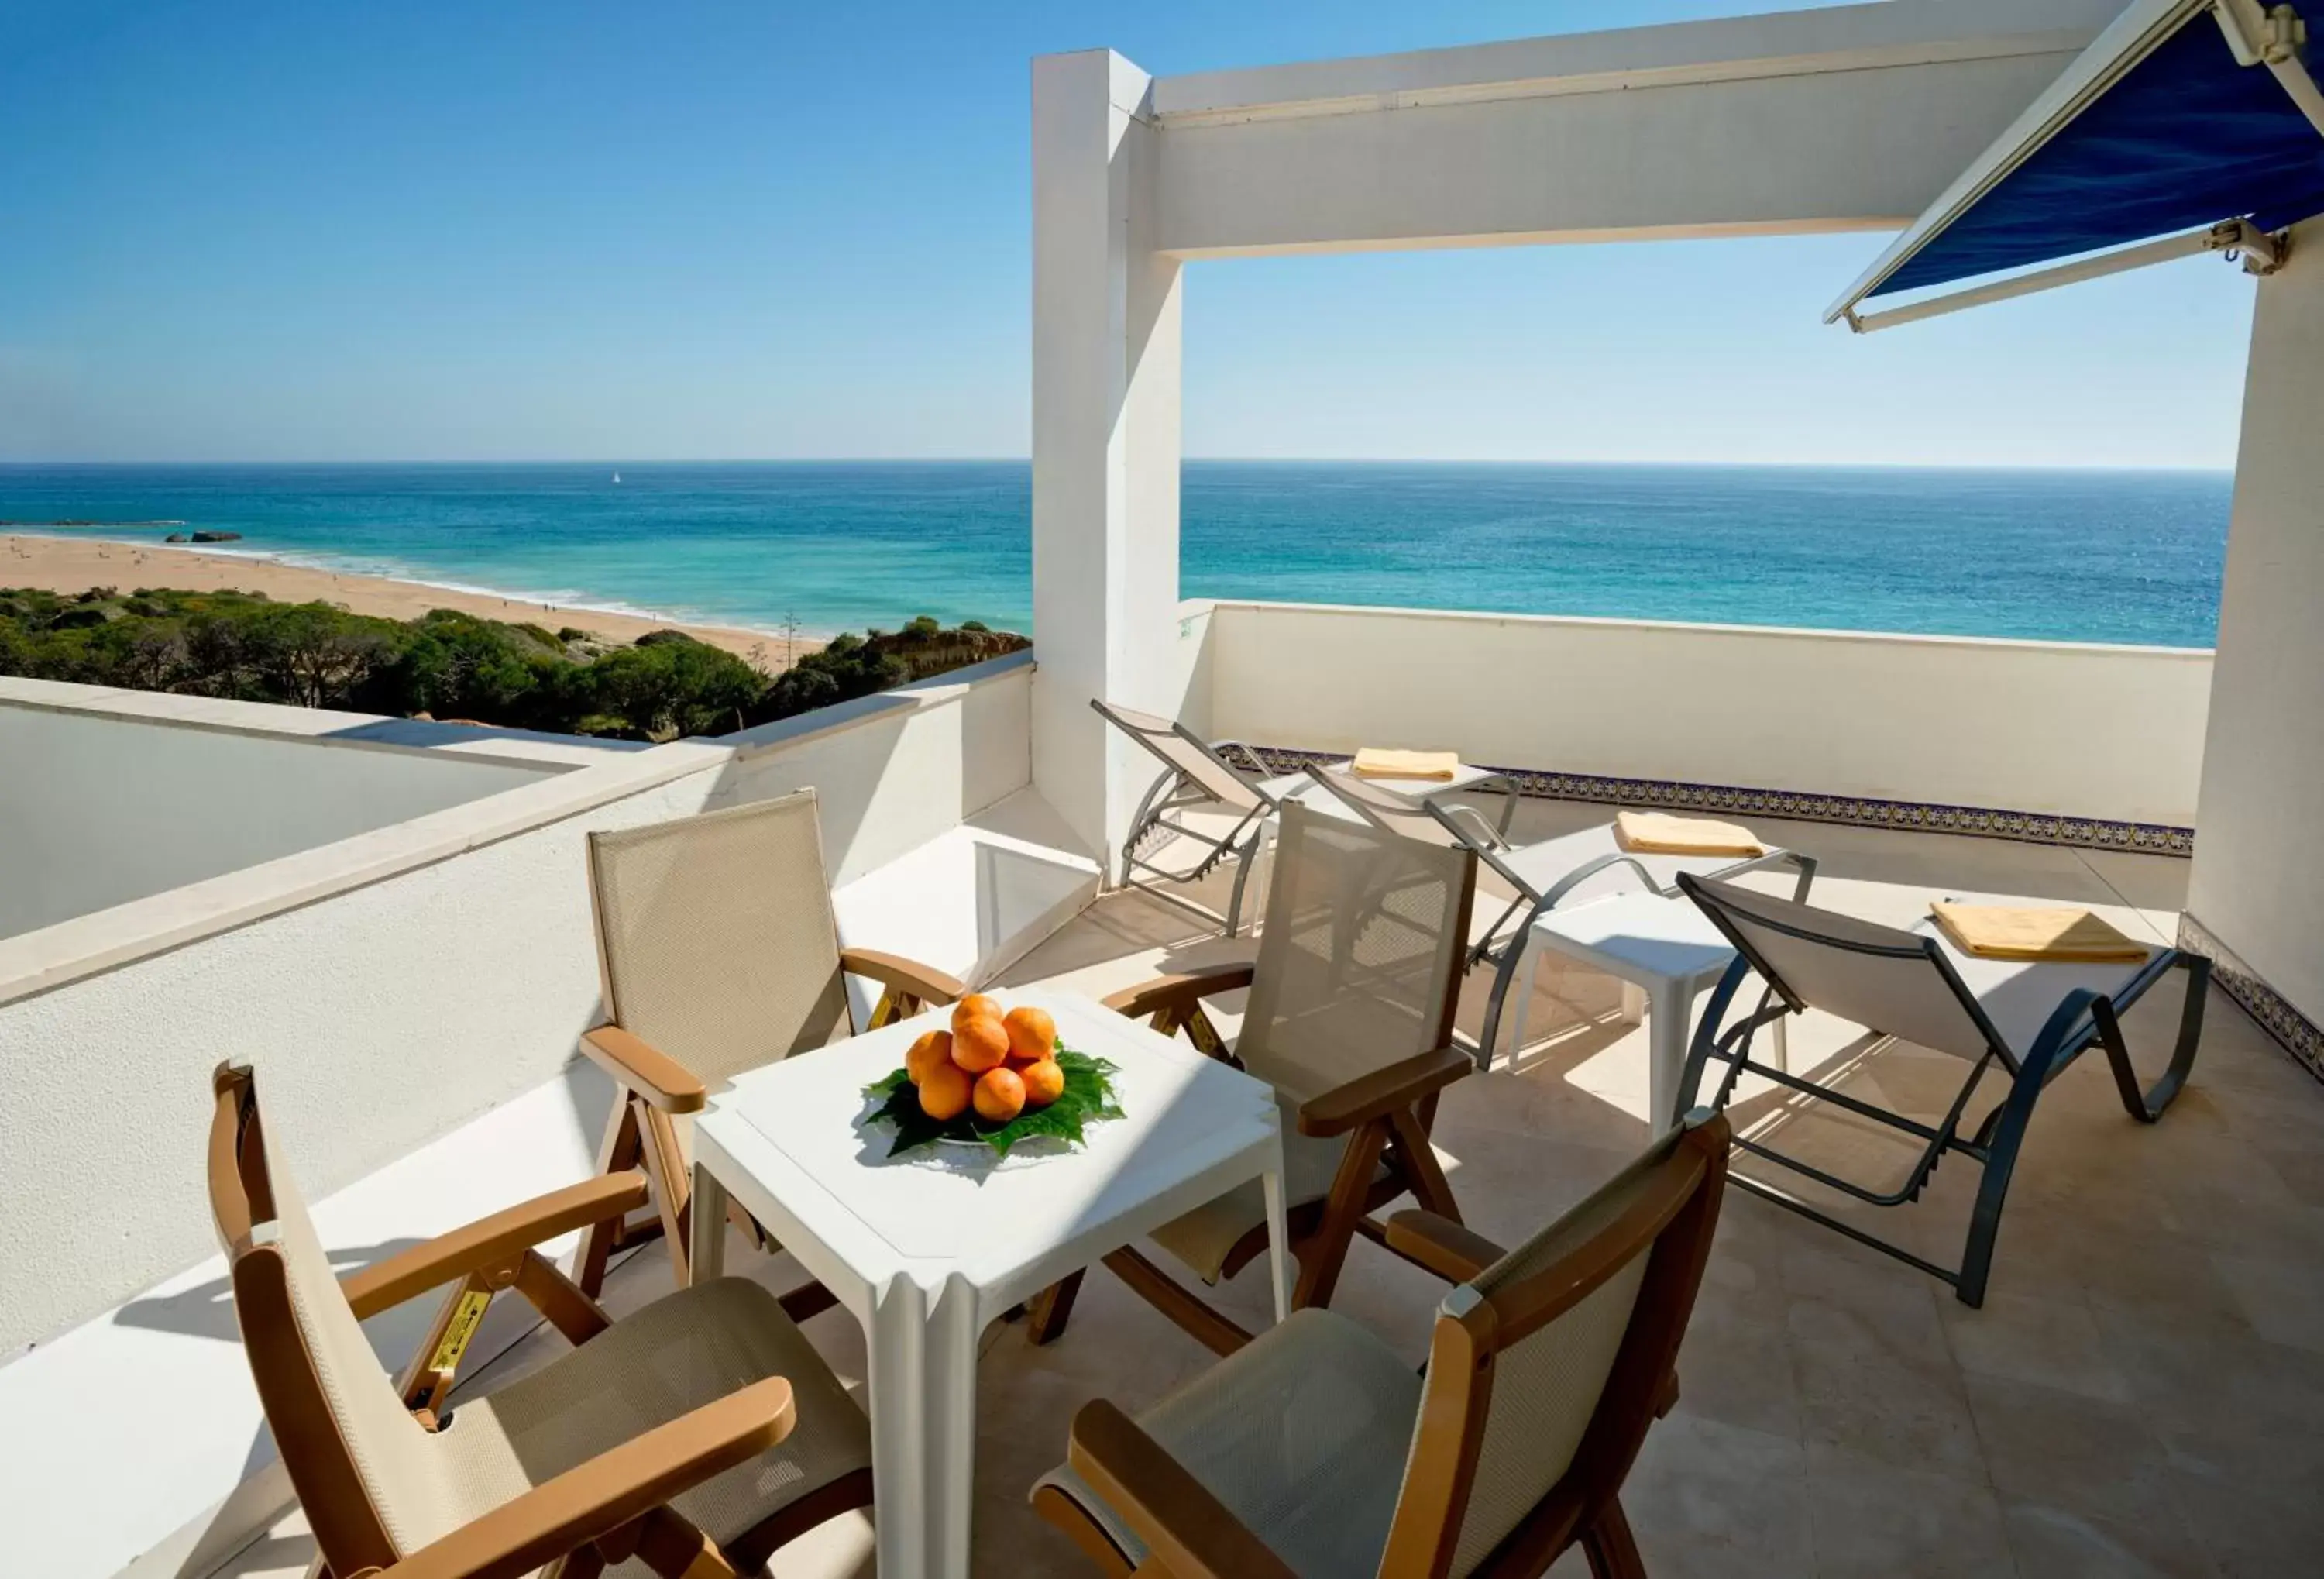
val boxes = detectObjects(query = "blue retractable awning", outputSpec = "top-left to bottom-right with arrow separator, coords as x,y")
1828,0 -> 2324,326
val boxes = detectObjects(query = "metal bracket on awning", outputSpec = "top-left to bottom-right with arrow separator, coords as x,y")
1842,218 -> 2287,334
2216,0 -> 2324,134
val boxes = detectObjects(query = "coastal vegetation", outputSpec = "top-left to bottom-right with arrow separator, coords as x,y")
0,587 -> 1026,741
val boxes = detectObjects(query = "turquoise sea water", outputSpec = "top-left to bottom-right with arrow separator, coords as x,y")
0,462 -> 2230,648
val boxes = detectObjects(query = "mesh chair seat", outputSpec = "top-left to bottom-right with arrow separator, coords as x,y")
1035,1309 -> 1421,1577
441,1278 -> 872,1576
1147,1091 -> 1390,1281
1920,920 -> 2155,1061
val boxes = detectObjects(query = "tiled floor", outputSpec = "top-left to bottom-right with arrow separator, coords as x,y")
220,802 -> 2324,1577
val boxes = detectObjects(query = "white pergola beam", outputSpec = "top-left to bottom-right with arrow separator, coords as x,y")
1148,0 -> 2126,259
1028,0 -> 2128,863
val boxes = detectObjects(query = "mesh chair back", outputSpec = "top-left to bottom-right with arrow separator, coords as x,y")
1415,1117 -> 1728,1577
1301,765 -> 1466,850
1683,876 -> 1995,1062
1092,700 -> 1269,812
588,790 -> 852,1090
1239,802 -> 1475,1104
208,1068 -> 489,1564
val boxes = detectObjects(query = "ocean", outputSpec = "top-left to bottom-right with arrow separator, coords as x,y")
0,461 -> 2231,648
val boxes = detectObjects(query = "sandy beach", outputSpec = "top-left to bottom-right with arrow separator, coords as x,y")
0,533 -> 818,666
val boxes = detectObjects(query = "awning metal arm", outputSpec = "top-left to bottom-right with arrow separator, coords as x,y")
2216,0 -> 2324,135
1844,219 -> 2285,334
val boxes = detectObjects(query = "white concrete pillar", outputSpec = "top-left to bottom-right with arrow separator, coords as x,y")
2186,218 -> 2324,1037
1030,49 -> 1185,871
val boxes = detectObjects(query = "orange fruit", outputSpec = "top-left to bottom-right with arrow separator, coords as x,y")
1019,1058 -> 1065,1109
1002,1005 -> 1056,1065
905,1029 -> 952,1085
951,1014 -> 1010,1074
951,992 -> 1003,1034
918,1061 -> 973,1121
973,1066 -> 1026,1123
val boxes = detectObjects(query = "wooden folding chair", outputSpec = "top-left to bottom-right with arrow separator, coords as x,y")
1032,1113 -> 1732,1578
575,787 -> 964,1297
207,1061 -> 874,1579
1028,800 -> 1479,1355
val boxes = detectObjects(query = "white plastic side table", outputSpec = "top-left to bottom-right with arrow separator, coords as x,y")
688,989 -> 1291,1579
1508,889 -> 1787,1134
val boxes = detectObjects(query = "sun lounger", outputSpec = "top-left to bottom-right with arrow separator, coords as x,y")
1676,873 -> 2209,1306
1301,767 -> 1817,1061
1093,699 -> 1341,937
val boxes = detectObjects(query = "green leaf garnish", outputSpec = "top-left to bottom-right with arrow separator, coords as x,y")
862,1043 -> 1122,1159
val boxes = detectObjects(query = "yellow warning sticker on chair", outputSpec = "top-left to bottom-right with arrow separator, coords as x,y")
428,1288 -> 493,1375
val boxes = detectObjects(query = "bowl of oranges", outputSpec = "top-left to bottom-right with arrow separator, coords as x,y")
862,994 -> 1122,1159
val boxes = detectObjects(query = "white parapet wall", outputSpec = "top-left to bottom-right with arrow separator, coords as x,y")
0,652 -> 1060,1361
0,679 -> 624,941
0,653 -> 1082,1578
1191,599 -> 2212,829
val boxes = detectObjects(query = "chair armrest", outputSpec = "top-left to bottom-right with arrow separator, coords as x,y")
1296,1045 -> 1473,1138
342,1174 -> 651,1320
1067,1400 -> 1298,1579
1384,1209 -> 1508,1285
376,1377 -> 796,1579
1102,962 -> 1257,1020
840,947 -> 965,1006
579,1025 -> 706,1114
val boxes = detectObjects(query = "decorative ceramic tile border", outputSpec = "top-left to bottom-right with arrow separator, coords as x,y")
2176,912 -> 2324,1084
1229,744 -> 2197,858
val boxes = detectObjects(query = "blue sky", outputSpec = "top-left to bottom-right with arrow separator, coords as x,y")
0,0 -> 2254,467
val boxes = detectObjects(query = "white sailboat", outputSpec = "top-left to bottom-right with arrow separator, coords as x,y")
611,470 -> 622,484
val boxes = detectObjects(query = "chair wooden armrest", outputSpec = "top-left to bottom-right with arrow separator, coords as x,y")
375,1377 -> 796,1579
839,947 -> 966,1006
579,1025 -> 707,1114
1101,962 -> 1257,1020
1067,1399 -> 1298,1579
342,1173 -> 651,1320
1296,1045 -> 1473,1138
1384,1209 -> 1508,1285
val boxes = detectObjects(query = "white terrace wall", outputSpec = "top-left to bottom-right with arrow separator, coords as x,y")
0,686 -> 590,940
0,746 -> 731,1354
715,652 -> 1035,886
2188,218 -> 2324,1037
0,656 -> 1041,1355
1193,600 -> 2211,827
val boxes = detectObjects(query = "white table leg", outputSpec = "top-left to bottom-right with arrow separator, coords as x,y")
1771,1010 -> 1790,1074
689,1162 -> 727,1283
1647,978 -> 1691,1138
868,1275 -> 982,1579
1261,1164 -> 1292,1323
1620,979 -> 1649,1026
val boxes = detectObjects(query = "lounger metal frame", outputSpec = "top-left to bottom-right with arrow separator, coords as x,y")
1676,872 -> 2210,1307
1095,699 -> 1293,937
1300,766 -> 1818,1062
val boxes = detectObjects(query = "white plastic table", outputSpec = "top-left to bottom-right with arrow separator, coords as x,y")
1508,889 -> 1786,1135
688,988 -> 1291,1579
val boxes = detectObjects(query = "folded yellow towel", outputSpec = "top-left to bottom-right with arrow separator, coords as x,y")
1352,747 -> 1460,781
1614,810 -> 1765,857
1930,901 -> 2150,963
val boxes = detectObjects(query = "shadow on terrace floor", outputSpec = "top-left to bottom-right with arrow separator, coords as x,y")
218,806 -> 2324,1578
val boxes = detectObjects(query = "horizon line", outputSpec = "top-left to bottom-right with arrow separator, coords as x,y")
0,456 -> 2239,474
